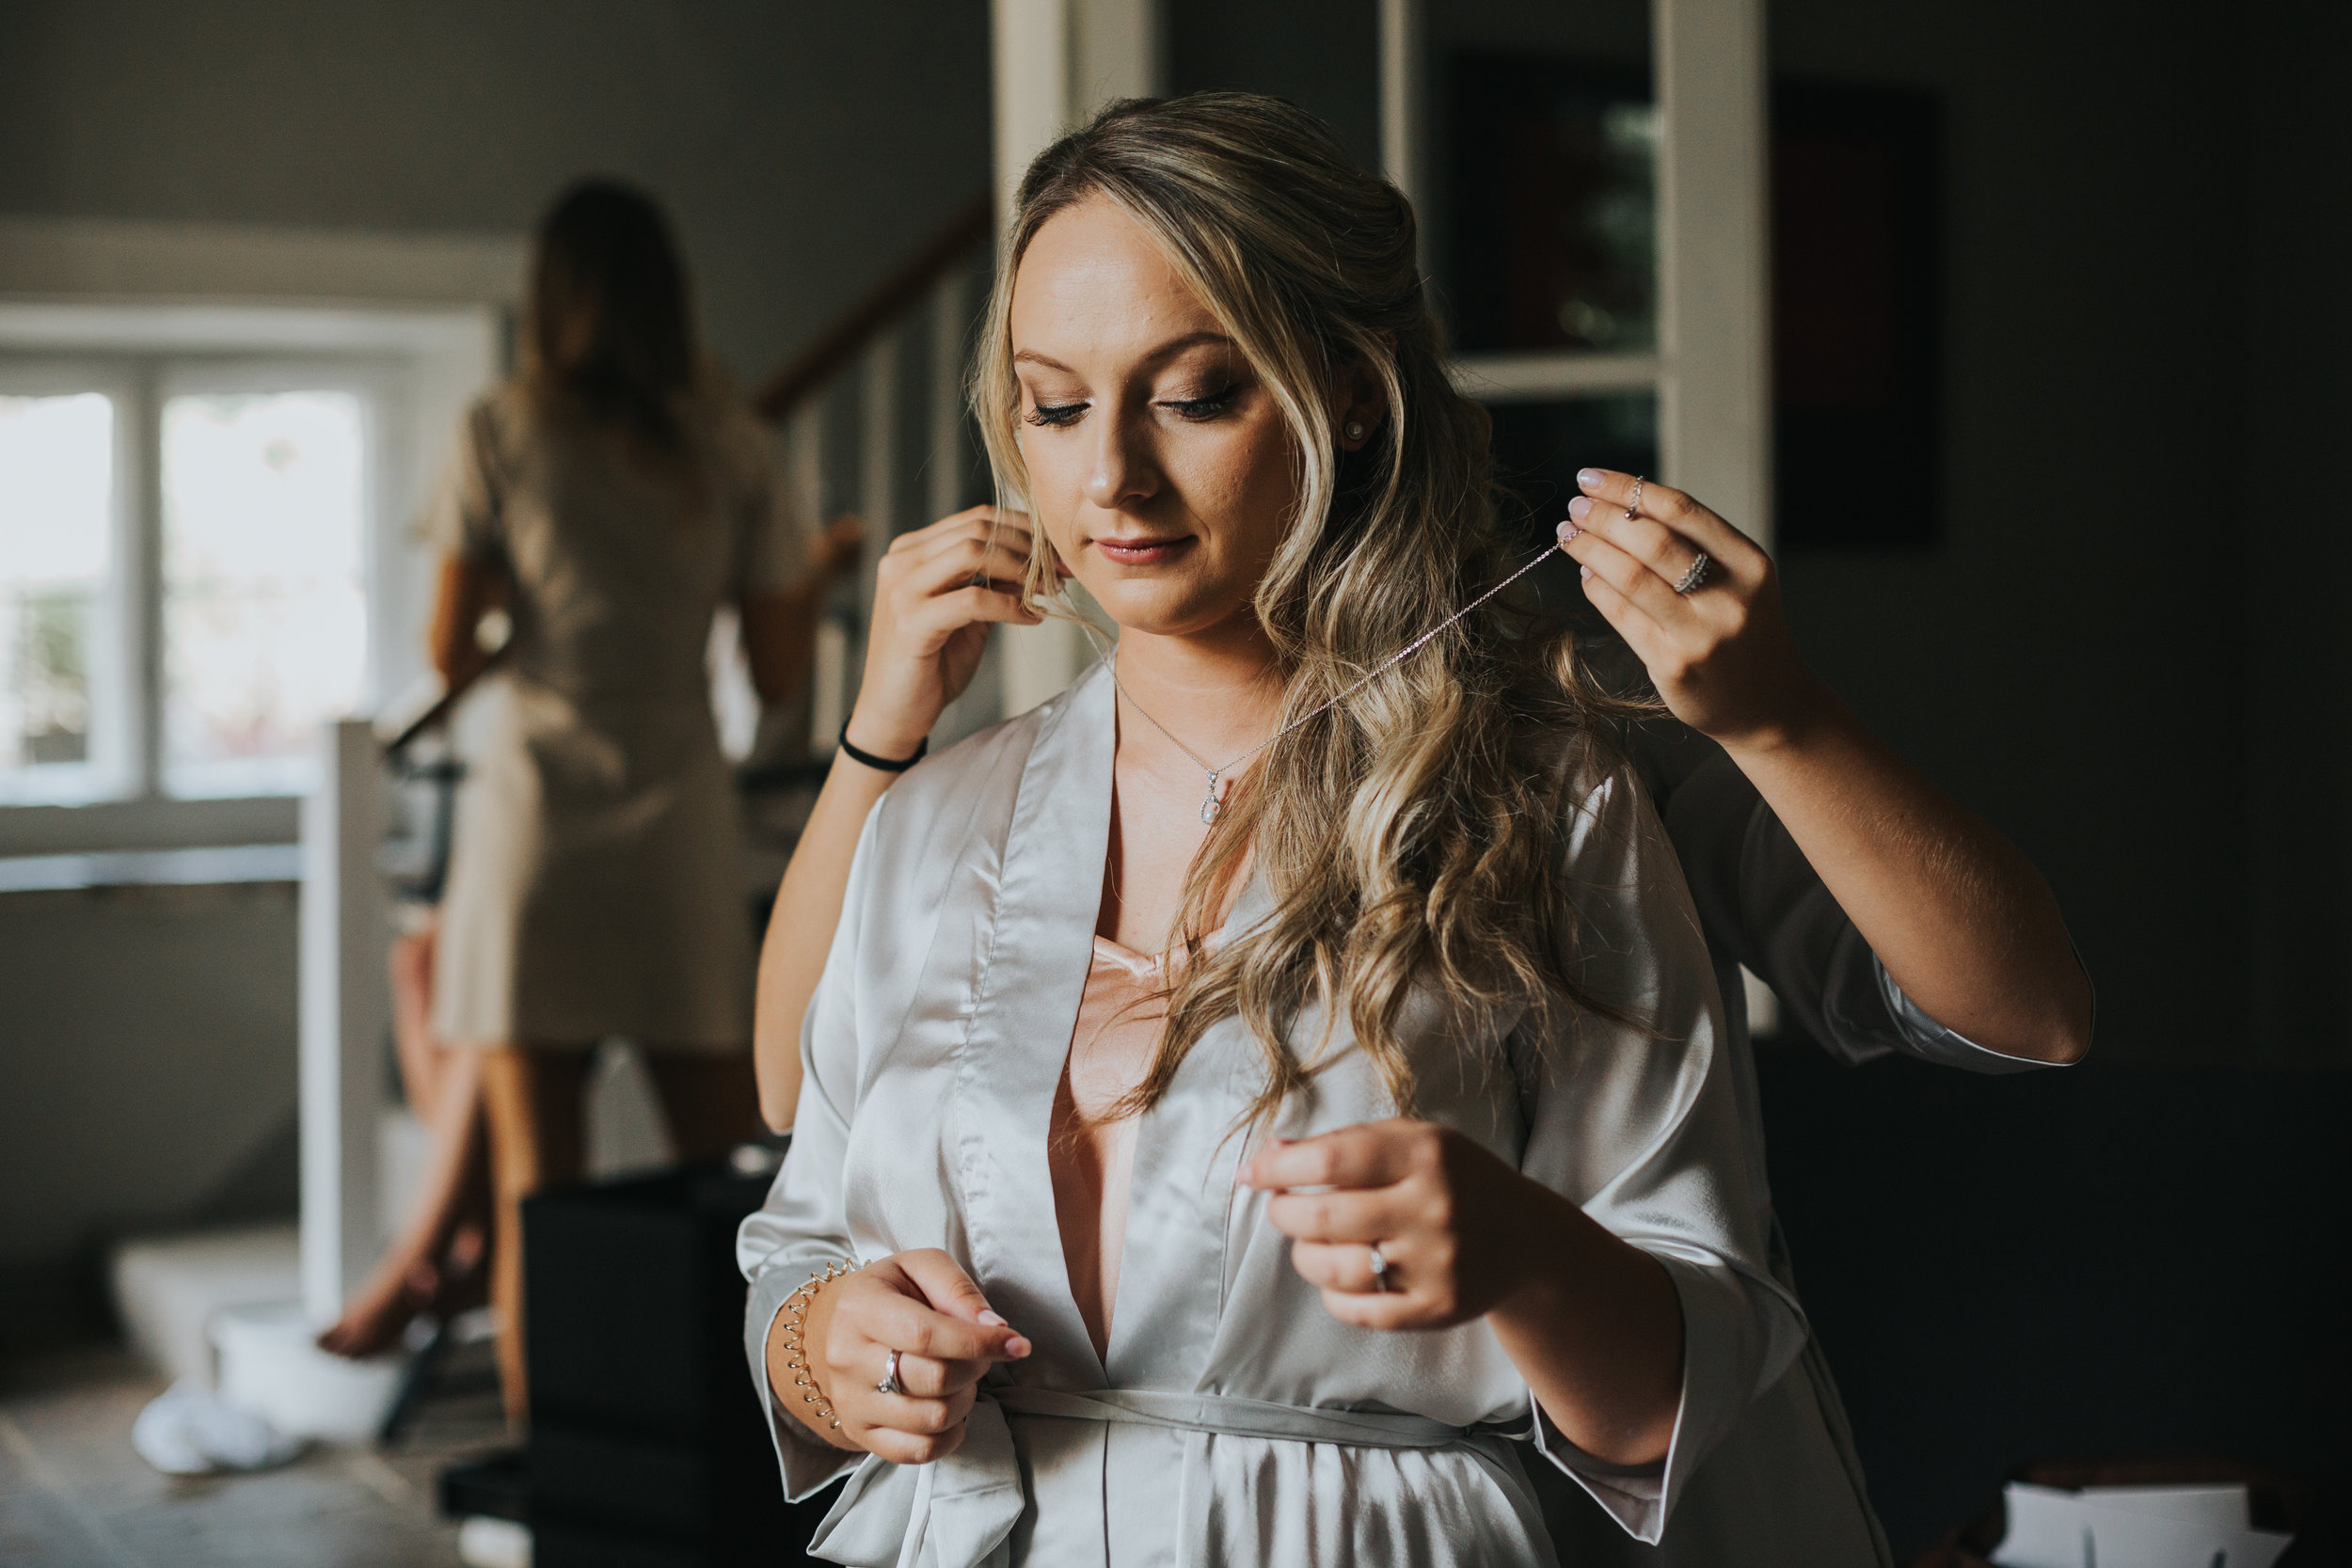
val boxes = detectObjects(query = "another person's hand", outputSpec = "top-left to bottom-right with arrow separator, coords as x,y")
1241,1120 -> 1542,1331
769,1248 -> 1032,1462
846,506 -> 1047,761
1557,468 -> 1822,753
810,513 -> 866,578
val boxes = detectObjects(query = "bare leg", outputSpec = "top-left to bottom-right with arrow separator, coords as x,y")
644,1052 -> 764,1163
318,928 -> 490,1359
478,1046 -> 590,1427
317,1046 -> 485,1356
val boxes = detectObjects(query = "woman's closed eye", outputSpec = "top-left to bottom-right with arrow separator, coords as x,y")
1024,399 -> 1089,429
1162,383 -> 1241,421
1021,382 -> 1242,430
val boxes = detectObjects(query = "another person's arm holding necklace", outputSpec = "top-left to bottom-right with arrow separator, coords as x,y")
1557,471 -> 2092,1068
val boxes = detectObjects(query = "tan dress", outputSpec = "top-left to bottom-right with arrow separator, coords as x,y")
426,377 -> 792,1051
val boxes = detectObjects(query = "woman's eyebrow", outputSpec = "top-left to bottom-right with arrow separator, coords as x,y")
1013,330 -> 1236,375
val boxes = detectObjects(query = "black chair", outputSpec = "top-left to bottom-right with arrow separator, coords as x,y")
518,1161 -> 836,1568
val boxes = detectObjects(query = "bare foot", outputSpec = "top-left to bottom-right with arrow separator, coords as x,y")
315,1259 -> 437,1359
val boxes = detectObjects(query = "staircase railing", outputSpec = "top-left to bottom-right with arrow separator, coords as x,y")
745,193 -> 996,766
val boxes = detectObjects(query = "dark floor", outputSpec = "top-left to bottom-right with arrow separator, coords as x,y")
0,1341 -> 505,1568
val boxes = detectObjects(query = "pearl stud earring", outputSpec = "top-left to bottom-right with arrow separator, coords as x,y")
1343,420 -> 1366,442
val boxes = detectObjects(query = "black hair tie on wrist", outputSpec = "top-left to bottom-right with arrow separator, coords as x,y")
838,721 -> 927,773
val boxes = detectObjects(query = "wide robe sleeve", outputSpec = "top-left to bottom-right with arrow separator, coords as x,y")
1627,717 -> 2090,1074
737,802 -> 883,1501
1512,763 -> 1811,1543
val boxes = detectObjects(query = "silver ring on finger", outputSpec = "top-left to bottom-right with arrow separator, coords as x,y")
1366,1242 -> 1397,1293
1626,476 -> 1644,522
876,1349 -> 902,1397
1674,552 -> 1712,595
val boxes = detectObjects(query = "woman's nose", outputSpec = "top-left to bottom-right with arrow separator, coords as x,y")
1083,416 -> 1159,513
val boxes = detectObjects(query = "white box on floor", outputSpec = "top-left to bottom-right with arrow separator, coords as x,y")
214,1301 -> 402,1442
110,1222 -> 301,1388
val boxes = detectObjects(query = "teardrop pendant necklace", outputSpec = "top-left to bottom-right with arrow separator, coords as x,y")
1076,543 -> 1560,825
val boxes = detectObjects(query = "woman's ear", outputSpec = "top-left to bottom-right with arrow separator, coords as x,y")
1335,361 -> 1390,451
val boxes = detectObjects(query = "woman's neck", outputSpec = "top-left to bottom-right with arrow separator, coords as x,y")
1108,616 -> 1285,769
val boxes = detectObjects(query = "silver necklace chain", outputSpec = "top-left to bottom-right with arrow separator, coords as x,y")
1075,543 -> 1560,825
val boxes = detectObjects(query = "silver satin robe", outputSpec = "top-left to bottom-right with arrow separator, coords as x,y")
738,662 -> 1831,1568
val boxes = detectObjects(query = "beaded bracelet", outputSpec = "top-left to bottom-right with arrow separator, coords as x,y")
781,1260 -> 855,1432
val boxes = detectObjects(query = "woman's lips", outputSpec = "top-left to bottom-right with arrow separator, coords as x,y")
1092,535 -> 1194,566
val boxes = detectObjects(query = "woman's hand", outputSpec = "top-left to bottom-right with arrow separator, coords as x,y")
1243,1119 -> 1686,1465
846,506 -> 1048,760
768,1248 -> 1033,1464
1239,1119 -> 1543,1330
1557,468 -> 1824,755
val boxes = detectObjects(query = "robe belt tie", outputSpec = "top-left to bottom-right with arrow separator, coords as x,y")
807,1387 -> 1510,1568
991,1386 -> 1480,1448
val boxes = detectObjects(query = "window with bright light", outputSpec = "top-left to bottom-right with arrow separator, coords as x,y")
0,389 -> 119,802
0,359 -> 384,807
161,389 -> 370,798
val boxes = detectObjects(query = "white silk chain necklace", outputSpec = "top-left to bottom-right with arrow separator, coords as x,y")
1076,543 -> 1560,825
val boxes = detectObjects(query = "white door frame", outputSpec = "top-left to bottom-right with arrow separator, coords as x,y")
989,0 -> 1168,711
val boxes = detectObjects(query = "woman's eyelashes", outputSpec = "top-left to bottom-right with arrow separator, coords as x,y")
1024,399 -> 1088,429
1020,380 -> 1245,430
1165,382 -> 1240,420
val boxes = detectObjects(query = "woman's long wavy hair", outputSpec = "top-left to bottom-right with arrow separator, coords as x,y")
524,180 -> 698,452
975,93 -> 1629,1124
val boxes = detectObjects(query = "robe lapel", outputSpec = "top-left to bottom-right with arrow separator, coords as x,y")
952,662 -> 1117,1381
1102,874 -> 1277,1389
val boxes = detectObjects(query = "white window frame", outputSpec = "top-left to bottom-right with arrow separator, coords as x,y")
0,290 -> 510,852
2,349 -> 407,808
0,357 -> 144,805
1380,0 -> 1772,549
151,356 -> 405,800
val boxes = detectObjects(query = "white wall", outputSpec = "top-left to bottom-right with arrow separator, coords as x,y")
0,0 -> 993,381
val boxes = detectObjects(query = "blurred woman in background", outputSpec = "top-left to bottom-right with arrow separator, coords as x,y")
338,180 -> 856,1420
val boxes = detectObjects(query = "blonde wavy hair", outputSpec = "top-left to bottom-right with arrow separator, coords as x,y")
975,92 -> 1629,1123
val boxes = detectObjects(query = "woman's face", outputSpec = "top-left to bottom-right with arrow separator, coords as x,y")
1009,198 -> 1301,641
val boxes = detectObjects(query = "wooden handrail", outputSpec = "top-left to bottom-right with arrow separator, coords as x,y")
755,193 -> 993,421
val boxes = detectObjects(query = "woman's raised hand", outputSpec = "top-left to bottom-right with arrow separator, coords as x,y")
771,1248 -> 1032,1464
846,506 -> 1048,761
1240,1120 -> 1541,1331
1556,468 -> 1824,753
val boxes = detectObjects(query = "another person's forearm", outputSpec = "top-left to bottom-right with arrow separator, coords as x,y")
741,578 -> 832,708
428,556 -> 502,695
1723,677 -> 2091,1062
753,748 -> 899,1131
750,507 -> 1043,1129
1487,1189 -> 1685,1467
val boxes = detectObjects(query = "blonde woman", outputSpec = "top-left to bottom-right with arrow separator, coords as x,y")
739,97 -> 1843,1564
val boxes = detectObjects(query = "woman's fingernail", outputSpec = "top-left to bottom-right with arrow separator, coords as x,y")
977,1310 -> 1009,1327
1007,1337 -> 1033,1358
1556,520 -> 1581,546
1580,564 -> 1593,579
1577,467 -> 1606,491
1566,496 -> 1593,520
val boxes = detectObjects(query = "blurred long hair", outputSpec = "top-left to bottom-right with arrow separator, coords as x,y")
972,93 -> 1634,1124
524,180 -> 698,451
